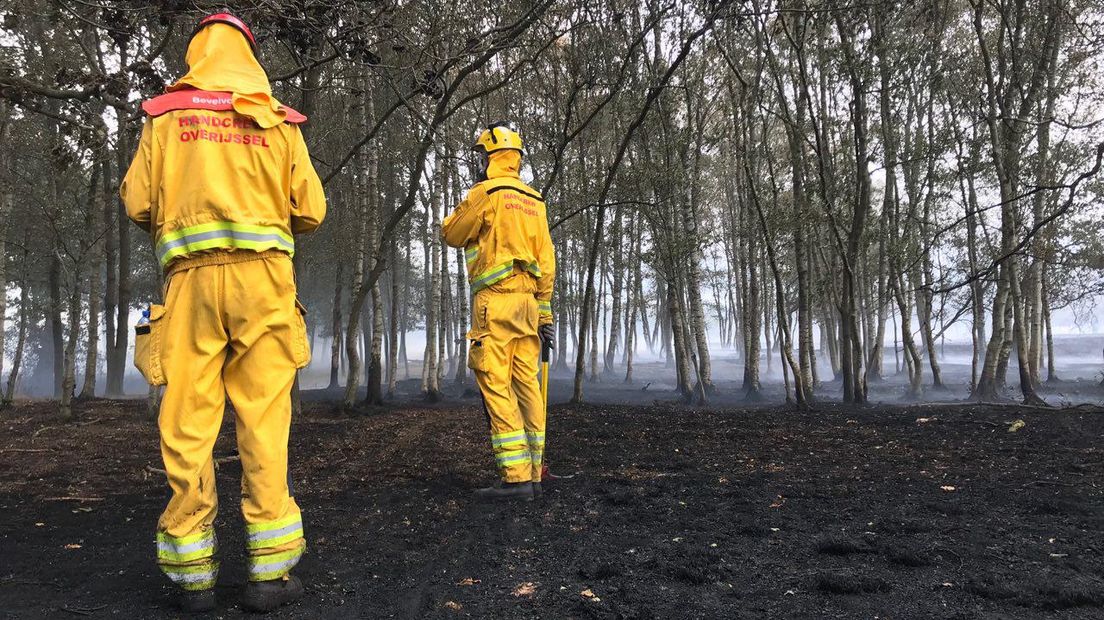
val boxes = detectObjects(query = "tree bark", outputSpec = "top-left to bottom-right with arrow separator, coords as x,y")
328,265 -> 344,390
0,104 -> 10,393
3,243 -> 29,405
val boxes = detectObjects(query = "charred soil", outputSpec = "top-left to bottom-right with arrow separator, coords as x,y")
1,398 -> 1102,618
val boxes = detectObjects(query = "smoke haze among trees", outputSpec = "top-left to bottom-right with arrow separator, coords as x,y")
2,0 -> 1104,414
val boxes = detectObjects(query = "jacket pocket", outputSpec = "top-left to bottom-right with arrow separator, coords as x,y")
293,298 -> 311,369
133,305 -> 167,386
467,339 -> 487,372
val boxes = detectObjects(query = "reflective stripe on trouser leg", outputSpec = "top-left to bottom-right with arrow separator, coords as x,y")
248,543 -> 306,582
157,529 -> 218,591
161,561 -> 219,591
219,257 -> 308,582
489,428 -> 531,480
156,261 -> 229,592
246,513 -> 304,550
526,430 -> 546,481
246,514 -> 305,581
509,328 -> 545,483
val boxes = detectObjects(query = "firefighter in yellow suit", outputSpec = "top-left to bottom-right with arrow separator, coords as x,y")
443,123 -> 555,501
120,14 -> 325,613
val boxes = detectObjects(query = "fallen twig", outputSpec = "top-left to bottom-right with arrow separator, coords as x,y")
59,604 -> 107,616
0,448 -> 51,453
1020,480 -> 1079,489
31,426 -> 59,439
145,465 -> 166,476
44,496 -> 104,502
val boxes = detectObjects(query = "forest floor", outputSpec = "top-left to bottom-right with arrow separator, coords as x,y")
1,390 -> 1103,619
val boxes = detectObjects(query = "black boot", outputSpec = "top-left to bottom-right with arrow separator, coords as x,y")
177,589 -> 216,613
532,481 -> 543,497
474,481 -> 533,501
242,574 -> 304,613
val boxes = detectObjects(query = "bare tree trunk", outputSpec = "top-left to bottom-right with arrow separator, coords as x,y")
106,102 -> 134,397
454,247 -> 468,385
1043,276 -> 1057,383
79,148 -> 107,400
366,273 -> 384,404
623,231 -> 639,384
603,209 -> 624,374
387,239 -> 401,396
59,276 -> 82,419
47,252 -> 64,398
0,105 -> 10,393
438,157 -> 451,386
4,237 -> 29,404
730,96 -> 761,399
342,92 -> 372,408
343,228 -> 365,408
1009,261 -> 1046,405
422,152 -> 443,400
666,278 -> 692,396
365,124 -> 384,405
589,263 -> 602,382
328,265 -> 344,389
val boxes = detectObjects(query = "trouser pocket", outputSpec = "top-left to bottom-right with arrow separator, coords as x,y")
134,304 -> 167,386
468,340 -> 487,372
293,299 -> 311,369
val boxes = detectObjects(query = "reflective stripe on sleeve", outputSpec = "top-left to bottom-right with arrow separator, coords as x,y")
465,247 -> 479,265
155,222 -> 295,266
538,300 -> 552,314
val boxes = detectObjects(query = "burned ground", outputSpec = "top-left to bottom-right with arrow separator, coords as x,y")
1,395 -> 1102,619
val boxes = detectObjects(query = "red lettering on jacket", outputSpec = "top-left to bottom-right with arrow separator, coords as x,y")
177,128 -> 270,148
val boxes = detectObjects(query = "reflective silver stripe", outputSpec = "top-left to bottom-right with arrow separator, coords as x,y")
167,569 -> 218,584
491,432 -> 526,446
496,451 -> 531,464
249,555 -> 300,577
246,520 -> 302,545
156,229 -> 294,260
471,262 -> 516,291
157,537 -> 215,556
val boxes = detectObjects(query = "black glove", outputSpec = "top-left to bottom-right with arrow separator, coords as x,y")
539,324 -> 555,350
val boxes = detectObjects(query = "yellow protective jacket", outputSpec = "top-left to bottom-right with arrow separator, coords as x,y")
442,150 -> 555,325
120,23 -> 325,271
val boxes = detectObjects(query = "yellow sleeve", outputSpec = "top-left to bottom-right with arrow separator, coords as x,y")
289,125 -> 326,234
120,120 -> 153,232
442,185 -> 487,248
536,205 -> 556,325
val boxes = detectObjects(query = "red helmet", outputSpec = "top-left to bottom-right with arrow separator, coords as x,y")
191,13 -> 257,54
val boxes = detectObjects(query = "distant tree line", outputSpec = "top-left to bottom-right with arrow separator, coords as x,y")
1,0 -> 1102,416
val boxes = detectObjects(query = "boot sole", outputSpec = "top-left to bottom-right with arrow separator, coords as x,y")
241,581 -> 304,613
475,493 -> 534,502
178,590 -> 217,613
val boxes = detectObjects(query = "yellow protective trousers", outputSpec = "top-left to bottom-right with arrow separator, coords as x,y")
468,271 -> 546,483
151,251 -> 309,590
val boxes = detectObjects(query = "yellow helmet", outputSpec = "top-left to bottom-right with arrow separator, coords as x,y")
473,122 -> 525,156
